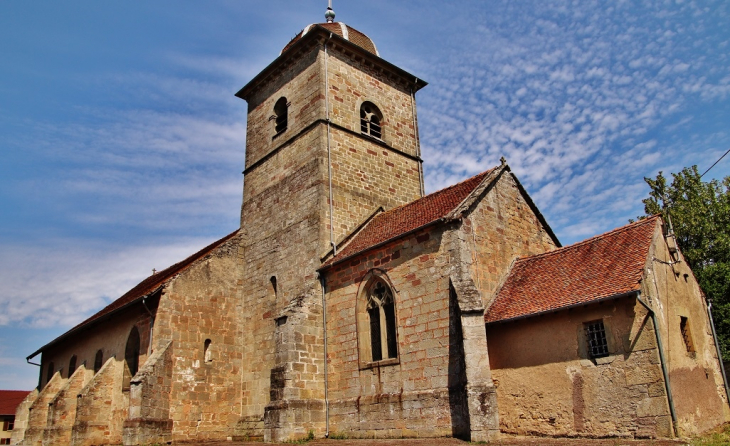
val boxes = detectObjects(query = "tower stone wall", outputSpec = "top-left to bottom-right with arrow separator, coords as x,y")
236,27 -> 425,440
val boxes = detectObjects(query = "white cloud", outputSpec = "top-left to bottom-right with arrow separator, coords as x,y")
0,237 -> 222,328
410,0 -> 730,244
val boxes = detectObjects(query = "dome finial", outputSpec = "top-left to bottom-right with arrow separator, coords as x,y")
325,0 -> 335,23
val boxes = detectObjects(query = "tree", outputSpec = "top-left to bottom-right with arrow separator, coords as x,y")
640,166 -> 730,357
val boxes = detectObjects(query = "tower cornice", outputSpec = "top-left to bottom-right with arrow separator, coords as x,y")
235,24 -> 427,101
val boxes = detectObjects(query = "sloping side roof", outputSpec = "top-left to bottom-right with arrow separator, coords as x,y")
485,216 -> 660,324
0,390 -> 31,415
321,168 -> 497,268
29,230 -> 240,358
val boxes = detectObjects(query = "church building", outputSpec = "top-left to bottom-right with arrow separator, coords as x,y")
12,7 -> 730,445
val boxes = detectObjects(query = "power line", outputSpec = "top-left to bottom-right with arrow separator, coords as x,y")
701,147 -> 730,178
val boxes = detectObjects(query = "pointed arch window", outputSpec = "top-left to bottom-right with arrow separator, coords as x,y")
46,362 -> 55,385
125,326 -> 141,375
360,102 -> 382,139
274,97 -> 288,134
122,326 -> 141,391
68,355 -> 77,377
94,350 -> 104,374
366,280 -> 398,362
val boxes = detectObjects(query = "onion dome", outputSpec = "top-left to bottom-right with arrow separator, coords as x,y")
281,21 -> 380,57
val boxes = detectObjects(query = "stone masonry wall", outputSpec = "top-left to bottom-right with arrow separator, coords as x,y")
465,171 -> 557,308
644,225 -> 730,435
325,226 -> 453,439
329,129 -> 422,243
243,46 -> 322,170
123,341 -> 173,445
238,38 -> 423,441
20,372 -> 66,446
151,234 -> 243,443
71,357 -> 128,446
10,390 -> 38,445
326,45 -> 423,241
486,298 -> 673,438
43,365 -> 93,445
38,308 -> 153,390
326,47 -> 421,158
237,120 -> 328,440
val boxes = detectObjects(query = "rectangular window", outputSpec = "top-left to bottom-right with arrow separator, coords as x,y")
680,316 -> 695,353
7,420 -> 12,431
0,438 -> 10,444
585,320 -> 609,359
1,420 -> 7,431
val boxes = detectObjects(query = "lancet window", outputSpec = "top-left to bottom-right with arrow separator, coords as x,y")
366,280 -> 398,362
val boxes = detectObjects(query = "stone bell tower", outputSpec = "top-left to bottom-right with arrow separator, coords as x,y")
234,6 -> 426,441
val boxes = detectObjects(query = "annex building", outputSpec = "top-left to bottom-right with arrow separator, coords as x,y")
12,9 -> 730,445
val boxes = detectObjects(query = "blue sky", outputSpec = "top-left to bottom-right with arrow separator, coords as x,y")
1,0 -> 728,389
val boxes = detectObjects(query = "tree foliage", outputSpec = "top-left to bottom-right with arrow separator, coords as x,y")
640,166 -> 730,357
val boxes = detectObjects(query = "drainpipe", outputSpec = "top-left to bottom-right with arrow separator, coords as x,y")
706,300 -> 730,407
318,274 -> 330,437
636,293 -> 678,437
324,33 -> 336,256
27,357 -> 42,391
410,80 -> 424,197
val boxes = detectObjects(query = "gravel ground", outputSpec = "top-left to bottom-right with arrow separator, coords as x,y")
199,437 -> 688,446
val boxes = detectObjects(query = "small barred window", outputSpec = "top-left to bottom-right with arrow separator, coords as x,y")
584,320 -> 609,359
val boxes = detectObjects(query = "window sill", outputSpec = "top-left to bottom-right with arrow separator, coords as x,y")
360,131 -> 384,143
361,357 -> 399,370
580,354 -> 616,366
272,129 -> 287,140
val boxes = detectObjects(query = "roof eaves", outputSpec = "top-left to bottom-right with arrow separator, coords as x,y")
515,215 -> 660,265
509,170 -> 561,248
485,290 -> 640,325
237,25 -> 427,101
26,286 -> 164,361
318,218 -> 447,272
320,206 -> 385,263
445,165 -> 503,221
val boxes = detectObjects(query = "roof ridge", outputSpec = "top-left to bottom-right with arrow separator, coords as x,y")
116,228 -> 240,300
29,229 -> 241,360
375,168 -> 496,219
320,167 -> 499,269
514,215 -> 660,264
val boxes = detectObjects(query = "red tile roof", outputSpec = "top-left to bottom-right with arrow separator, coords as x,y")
322,168 -> 497,268
485,216 -> 660,323
0,390 -> 31,416
282,23 -> 378,56
29,230 -> 240,358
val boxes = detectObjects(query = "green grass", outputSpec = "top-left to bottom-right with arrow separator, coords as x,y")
284,429 -> 316,444
691,423 -> 730,446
